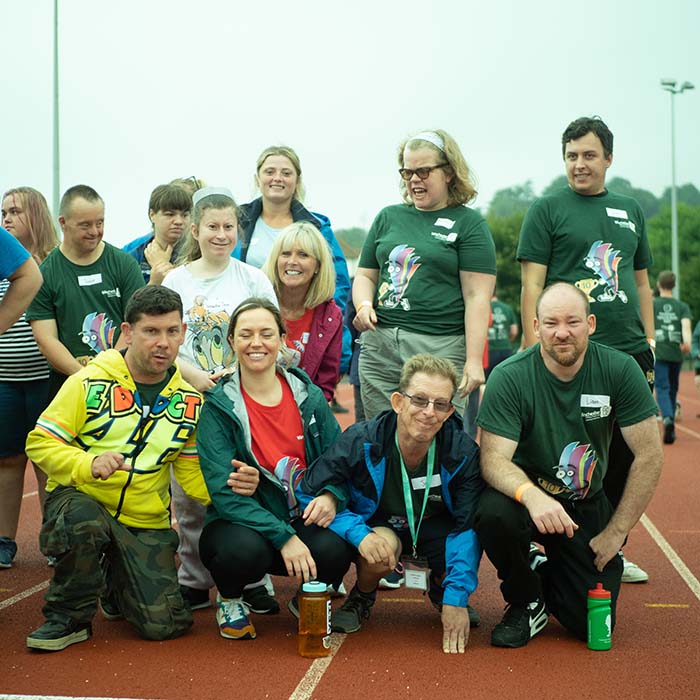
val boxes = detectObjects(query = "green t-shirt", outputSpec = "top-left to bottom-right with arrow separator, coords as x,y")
653,296 -> 691,363
377,437 -> 445,529
27,243 -> 145,366
517,187 -> 652,354
477,342 -> 657,501
488,299 -> 517,351
359,204 -> 496,335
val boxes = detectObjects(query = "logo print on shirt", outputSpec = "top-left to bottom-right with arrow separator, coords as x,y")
378,244 -> 421,311
552,441 -> 598,500
80,312 -> 116,353
186,295 -> 232,372
576,240 -> 628,304
274,456 -> 306,514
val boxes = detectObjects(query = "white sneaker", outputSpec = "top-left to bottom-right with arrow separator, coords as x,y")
327,582 -> 347,597
621,556 -> 649,583
216,594 -> 256,639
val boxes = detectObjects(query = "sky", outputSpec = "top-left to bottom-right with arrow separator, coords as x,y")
3,0 -> 699,247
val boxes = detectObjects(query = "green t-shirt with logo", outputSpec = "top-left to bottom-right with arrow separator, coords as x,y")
488,299 -> 517,351
377,436 -> 445,528
654,296 -> 691,363
27,243 -> 145,366
517,187 -> 652,354
359,204 -> 496,335
477,342 -> 657,501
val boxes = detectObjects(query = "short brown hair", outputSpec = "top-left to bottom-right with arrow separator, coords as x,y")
657,270 -> 676,291
398,354 -> 458,394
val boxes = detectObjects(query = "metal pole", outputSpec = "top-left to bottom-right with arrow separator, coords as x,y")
52,0 -> 60,218
669,91 -> 680,299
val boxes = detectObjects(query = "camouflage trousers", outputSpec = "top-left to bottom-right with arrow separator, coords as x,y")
39,486 -> 192,641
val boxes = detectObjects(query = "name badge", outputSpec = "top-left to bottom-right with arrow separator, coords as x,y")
606,207 -> 628,220
580,394 -> 611,408
402,556 -> 431,591
78,273 -> 103,286
410,474 -> 441,491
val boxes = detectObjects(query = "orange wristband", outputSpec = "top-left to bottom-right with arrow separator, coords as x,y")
514,482 -> 534,503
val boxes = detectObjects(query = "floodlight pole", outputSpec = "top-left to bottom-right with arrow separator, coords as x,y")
660,79 -> 695,299
52,0 -> 60,217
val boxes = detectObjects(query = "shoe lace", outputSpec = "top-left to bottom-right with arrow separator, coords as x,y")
219,598 -> 247,624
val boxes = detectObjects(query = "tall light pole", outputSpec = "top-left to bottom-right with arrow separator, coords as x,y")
52,0 -> 60,218
660,78 -> 694,299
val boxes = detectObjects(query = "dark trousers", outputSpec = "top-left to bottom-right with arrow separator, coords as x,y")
654,359 -> 681,420
199,519 -> 355,598
40,486 -> 191,640
474,487 -> 623,641
602,347 -> 655,508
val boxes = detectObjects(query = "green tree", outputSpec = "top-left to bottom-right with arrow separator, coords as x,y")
659,183 -> 700,208
487,181 -> 536,218
485,211 -> 524,320
647,203 -> 700,319
541,175 -> 568,196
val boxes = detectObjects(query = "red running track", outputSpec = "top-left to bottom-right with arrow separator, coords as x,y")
2,374 -> 699,700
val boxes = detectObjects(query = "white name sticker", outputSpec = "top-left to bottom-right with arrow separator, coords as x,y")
606,207 -> 628,220
434,217 -> 455,230
410,474 -> 441,490
404,568 -> 428,590
580,394 -> 611,408
78,273 -> 103,286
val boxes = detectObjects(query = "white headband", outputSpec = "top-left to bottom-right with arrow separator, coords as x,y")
192,186 -> 235,207
408,131 -> 445,152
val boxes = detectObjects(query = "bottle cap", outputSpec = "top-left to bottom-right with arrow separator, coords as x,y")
301,581 -> 327,593
588,582 -> 611,599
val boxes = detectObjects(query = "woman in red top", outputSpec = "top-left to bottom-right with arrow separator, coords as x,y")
262,222 -> 342,401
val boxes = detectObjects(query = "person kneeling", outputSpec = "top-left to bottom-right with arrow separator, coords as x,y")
298,354 -> 484,654
197,298 -> 354,640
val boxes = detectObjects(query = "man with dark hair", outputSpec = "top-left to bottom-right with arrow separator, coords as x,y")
298,353 -> 484,654
517,116 -> 656,584
653,270 -> 692,444
476,283 -> 662,648
26,185 -> 145,399
123,183 -> 192,285
24,286 -> 246,652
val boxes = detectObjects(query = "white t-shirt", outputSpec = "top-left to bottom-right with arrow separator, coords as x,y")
162,259 -> 277,372
246,217 -> 282,269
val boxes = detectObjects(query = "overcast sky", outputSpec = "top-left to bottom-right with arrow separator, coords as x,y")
3,0 -> 698,247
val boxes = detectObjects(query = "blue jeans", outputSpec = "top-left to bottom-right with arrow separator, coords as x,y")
654,360 -> 681,420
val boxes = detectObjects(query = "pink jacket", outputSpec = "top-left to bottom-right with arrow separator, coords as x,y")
301,300 -> 342,401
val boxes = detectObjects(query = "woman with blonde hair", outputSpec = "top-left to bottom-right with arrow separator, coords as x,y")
262,221 -> 342,401
353,129 -> 496,425
0,187 -> 59,567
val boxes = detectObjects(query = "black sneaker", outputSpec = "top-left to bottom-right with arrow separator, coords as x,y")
27,619 -> 92,652
287,593 -> 300,620
99,595 -> 123,621
529,542 -> 548,572
330,398 -> 350,414
243,584 -> 280,615
663,420 -> 676,444
180,585 -> 212,610
491,599 -> 548,648
331,586 -> 375,633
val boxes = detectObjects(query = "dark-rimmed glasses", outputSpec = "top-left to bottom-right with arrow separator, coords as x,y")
402,392 -> 453,413
398,164 -> 447,181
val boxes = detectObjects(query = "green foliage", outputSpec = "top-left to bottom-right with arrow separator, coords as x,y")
607,177 -> 659,219
335,227 -> 367,259
541,175 -> 568,196
487,181 -> 536,218
647,203 -> 700,319
485,211 -> 524,320
659,183 -> 700,208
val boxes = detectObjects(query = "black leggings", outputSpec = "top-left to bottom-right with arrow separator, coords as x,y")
199,518 -> 355,599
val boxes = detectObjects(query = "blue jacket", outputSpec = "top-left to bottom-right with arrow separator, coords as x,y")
233,198 -> 352,373
297,410 -> 484,607
122,233 -> 185,284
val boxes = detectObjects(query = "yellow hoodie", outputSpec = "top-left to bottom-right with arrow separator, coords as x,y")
26,349 -> 210,529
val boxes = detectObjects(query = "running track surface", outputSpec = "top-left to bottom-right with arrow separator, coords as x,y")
2,374 -> 698,700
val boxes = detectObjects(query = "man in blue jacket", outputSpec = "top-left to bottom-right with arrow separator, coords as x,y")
298,353 -> 483,654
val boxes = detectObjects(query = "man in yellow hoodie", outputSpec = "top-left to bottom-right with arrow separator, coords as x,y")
25,286 -> 255,652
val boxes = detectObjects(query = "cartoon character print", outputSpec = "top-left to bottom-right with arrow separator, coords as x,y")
553,441 -> 598,500
577,240 -> 628,304
186,295 -> 232,372
274,456 -> 306,515
377,244 -> 421,311
79,312 -> 116,354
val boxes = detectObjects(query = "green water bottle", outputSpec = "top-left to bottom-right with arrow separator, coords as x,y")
587,582 -> 612,650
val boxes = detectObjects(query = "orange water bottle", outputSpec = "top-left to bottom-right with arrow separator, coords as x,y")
297,581 -> 331,658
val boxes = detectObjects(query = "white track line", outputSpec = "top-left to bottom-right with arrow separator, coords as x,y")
22,490 -> 38,499
641,513 -> 700,600
676,424 -> 700,439
0,580 -> 49,611
288,633 -> 346,700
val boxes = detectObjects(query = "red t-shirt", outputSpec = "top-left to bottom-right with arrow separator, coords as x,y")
242,376 -> 307,513
284,308 -> 315,358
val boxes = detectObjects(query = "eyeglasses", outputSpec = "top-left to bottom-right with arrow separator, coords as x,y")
398,164 -> 447,181
402,392 -> 453,413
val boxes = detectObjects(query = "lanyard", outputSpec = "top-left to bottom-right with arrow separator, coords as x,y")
396,432 -> 436,558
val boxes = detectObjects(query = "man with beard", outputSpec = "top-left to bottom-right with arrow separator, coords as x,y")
474,282 -> 662,648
